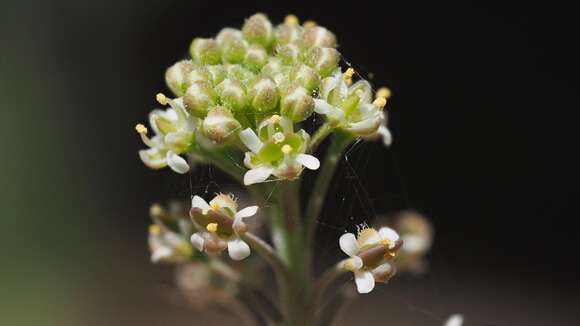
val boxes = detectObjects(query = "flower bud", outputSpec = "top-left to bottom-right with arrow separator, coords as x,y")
202,106 -> 241,143
244,44 -> 268,72
249,77 -> 279,112
225,64 -> 256,82
215,78 -> 247,112
242,13 -> 273,48
276,43 -> 301,65
304,47 -> 340,77
274,24 -> 302,46
205,65 -> 227,85
183,81 -> 218,118
217,29 -> 248,64
190,38 -> 221,65
280,86 -> 315,122
187,65 -> 212,84
301,26 -> 337,48
289,64 -> 320,92
165,60 -> 193,96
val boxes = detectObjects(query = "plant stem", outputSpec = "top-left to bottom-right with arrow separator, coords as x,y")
305,264 -> 346,323
308,122 -> 333,153
240,232 -> 291,284
304,132 -> 353,249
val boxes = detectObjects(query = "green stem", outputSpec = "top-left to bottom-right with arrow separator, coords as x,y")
304,132 -> 353,248
239,232 -> 291,283
308,122 -> 333,153
305,264 -> 346,323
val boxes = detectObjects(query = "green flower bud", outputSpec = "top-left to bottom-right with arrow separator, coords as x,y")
190,38 -> 221,65
215,78 -> 247,112
187,65 -> 212,84
304,47 -> 340,77
217,29 -> 248,64
276,43 -> 301,65
249,77 -> 279,112
183,81 -> 218,118
280,86 -> 315,122
301,26 -> 337,48
289,64 -> 320,92
225,64 -> 256,83
244,44 -> 268,72
274,24 -> 302,46
165,60 -> 193,96
202,106 -> 241,143
242,13 -> 273,48
206,65 -> 227,85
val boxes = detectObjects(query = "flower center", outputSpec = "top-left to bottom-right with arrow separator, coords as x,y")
206,223 -> 218,233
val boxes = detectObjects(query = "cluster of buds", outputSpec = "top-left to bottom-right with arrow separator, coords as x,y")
339,225 -> 402,293
189,193 -> 258,261
136,13 -> 393,180
148,203 -> 196,263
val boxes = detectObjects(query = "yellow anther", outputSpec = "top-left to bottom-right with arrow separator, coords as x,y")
379,239 -> 391,247
135,124 -> 148,134
281,144 -> 293,154
210,202 -> 220,210
149,224 -> 161,235
303,20 -> 317,28
343,259 -> 358,272
373,97 -> 387,109
149,204 -> 164,217
376,87 -> 391,99
343,68 -> 355,80
156,93 -> 168,105
206,223 -> 218,233
270,114 -> 281,124
385,251 -> 396,259
284,14 -> 299,26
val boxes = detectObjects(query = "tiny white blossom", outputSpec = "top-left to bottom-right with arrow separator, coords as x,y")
148,224 -> 192,263
443,314 -> 463,326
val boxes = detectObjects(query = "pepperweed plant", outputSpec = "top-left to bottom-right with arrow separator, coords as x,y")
137,13 -> 446,326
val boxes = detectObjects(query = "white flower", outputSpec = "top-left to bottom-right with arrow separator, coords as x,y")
148,224 -> 193,263
338,226 -> 401,293
239,115 -> 320,185
136,94 -> 197,174
189,194 -> 258,261
443,314 -> 463,326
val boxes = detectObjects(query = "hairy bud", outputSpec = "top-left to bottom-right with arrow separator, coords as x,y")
304,47 -> 340,77
244,44 -> 268,72
215,78 -> 247,112
242,13 -> 273,48
183,81 -> 218,118
276,43 -> 301,65
280,85 -> 315,122
289,64 -> 320,92
165,60 -> 193,96
274,24 -> 302,46
202,106 -> 241,143
301,26 -> 337,48
190,38 -> 221,65
217,29 -> 248,64
249,77 -> 279,112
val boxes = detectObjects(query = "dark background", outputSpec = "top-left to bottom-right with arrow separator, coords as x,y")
1,0 -> 578,325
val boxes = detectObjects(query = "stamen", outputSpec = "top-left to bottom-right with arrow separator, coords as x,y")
281,144 -> 293,154
211,202 -> 221,210
135,124 -> 148,134
270,114 -> 281,124
303,20 -> 317,28
284,14 -> 299,26
206,223 -> 218,233
149,224 -> 161,235
343,258 -> 359,272
376,87 -> 391,99
156,93 -> 168,105
343,68 -> 355,86
379,239 -> 391,247
373,97 -> 387,109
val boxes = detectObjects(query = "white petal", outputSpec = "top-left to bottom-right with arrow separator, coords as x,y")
354,271 -> 375,294
244,166 -> 274,185
372,262 -> 394,275
166,151 -> 189,174
239,128 -> 263,153
339,233 -> 359,257
347,116 -> 381,136
190,232 -> 205,251
295,154 -> 320,170
401,234 -> 429,254
351,256 -> 363,270
139,148 -> 167,169
191,195 -> 210,210
234,206 -> 259,219
378,126 -> 392,146
313,100 -> 345,121
379,227 -> 400,243
151,247 -> 172,263
443,314 -> 464,326
227,239 -> 251,261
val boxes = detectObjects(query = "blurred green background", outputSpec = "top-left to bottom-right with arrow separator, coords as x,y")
1,1 -> 577,325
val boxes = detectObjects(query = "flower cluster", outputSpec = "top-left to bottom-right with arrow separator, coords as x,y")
147,203 -> 196,263
339,225 -> 402,293
136,13 -> 393,183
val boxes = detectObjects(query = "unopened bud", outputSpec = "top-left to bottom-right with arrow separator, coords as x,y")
280,86 -> 315,122
249,77 -> 279,112
215,78 -> 247,111
274,24 -> 302,46
244,44 -> 268,72
187,65 -> 212,84
202,106 -> 241,143
190,38 -> 221,65
276,43 -> 301,65
218,31 -> 248,64
242,13 -> 273,48
183,81 -> 218,118
304,47 -> 340,77
165,60 -> 193,97
205,65 -> 227,85
289,64 -> 320,92
225,64 -> 256,82
301,26 -> 337,48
